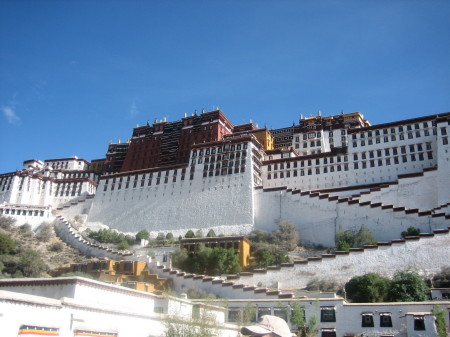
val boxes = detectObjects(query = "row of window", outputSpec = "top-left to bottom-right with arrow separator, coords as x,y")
202,160 -> 246,171
353,129 -> 434,148
267,153 -> 432,179
0,176 -> 15,186
228,306 -> 426,330
105,168 -> 188,185
202,167 -> 246,177
352,122 -> 434,139
192,151 -> 247,165
354,143 -> 432,160
268,142 -> 432,172
1,208 -> 45,217
104,174 -> 190,191
268,156 -> 349,171
192,143 -> 248,157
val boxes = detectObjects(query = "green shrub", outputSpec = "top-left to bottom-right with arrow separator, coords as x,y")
345,273 -> 391,302
388,270 -> 428,302
48,241 -> 64,252
185,230 -> 195,238
401,226 -> 420,238
0,233 -> 16,255
336,225 -> 376,251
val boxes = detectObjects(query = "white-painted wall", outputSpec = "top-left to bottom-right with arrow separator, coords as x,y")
87,143 -> 256,236
254,185 -> 449,247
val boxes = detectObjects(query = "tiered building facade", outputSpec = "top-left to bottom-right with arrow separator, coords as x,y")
1,109 -> 449,246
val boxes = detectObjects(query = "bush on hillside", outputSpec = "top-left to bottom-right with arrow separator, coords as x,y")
401,226 -> 421,238
388,270 -> 428,302
0,233 -> 16,255
345,273 -> 391,303
431,266 -> 450,288
336,225 -> 376,251
345,271 -> 429,303
35,222 -> 54,242
0,216 -> 15,230
135,229 -> 150,242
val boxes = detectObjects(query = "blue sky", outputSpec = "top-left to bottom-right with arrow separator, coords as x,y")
1,0 -> 449,173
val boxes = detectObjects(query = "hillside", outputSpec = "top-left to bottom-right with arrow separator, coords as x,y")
0,216 -> 94,277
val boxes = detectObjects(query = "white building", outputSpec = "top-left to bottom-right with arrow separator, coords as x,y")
0,277 -> 237,337
0,277 -> 447,337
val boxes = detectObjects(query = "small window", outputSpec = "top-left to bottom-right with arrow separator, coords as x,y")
362,313 -> 374,327
320,307 -> 336,322
414,316 -> 425,330
380,314 -> 392,327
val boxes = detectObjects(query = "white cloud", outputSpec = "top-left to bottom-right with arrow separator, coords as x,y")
129,102 -> 139,117
2,105 -> 20,124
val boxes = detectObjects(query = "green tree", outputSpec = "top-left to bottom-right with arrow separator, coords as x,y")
401,226 -> 421,238
171,248 -> 189,269
345,273 -> 391,303
195,229 -> 204,238
117,240 -> 129,250
290,301 -> 305,332
1,250 -> 47,277
210,247 -> 242,275
388,270 -> 428,302
432,306 -> 447,337
353,225 -> 376,248
172,245 -> 241,275
0,233 -> 16,254
166,232 -> 174,241
135,229 -> 150,242
206,229 -> 216,237
185,230 -> 195,238
156,232 -> 166,241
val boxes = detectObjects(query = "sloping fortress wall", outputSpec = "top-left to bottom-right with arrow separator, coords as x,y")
87,137 -> 260,236
254,168 -> 450,247
151,227 -> 450,295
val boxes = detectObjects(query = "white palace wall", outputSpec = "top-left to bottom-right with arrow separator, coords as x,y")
87,143 -> 257,237
254,182 -> 449,247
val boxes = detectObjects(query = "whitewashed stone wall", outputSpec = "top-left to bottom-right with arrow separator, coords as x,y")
234,230 -> 450,289
87,147 -> 256,236
56,196 -> 94,221
355,169 -> 438,211
151,229 -> 450,299
254,185 -> 449,247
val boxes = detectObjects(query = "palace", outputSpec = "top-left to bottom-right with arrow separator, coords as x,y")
1,110 -> 449,246
1,109 -> 450,336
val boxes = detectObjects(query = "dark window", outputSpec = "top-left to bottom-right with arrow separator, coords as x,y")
414,316 -> 425,330
320,308 -> 336,322
321,331 -> 336,337
362,314 -> 374,327
380,314 -> 392,327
